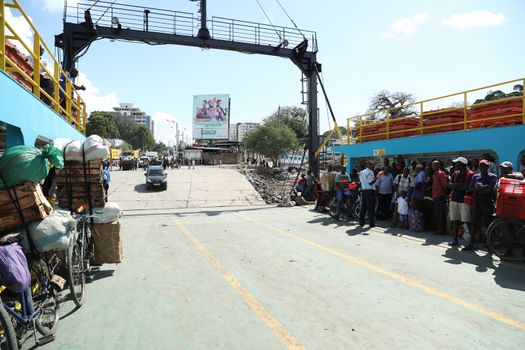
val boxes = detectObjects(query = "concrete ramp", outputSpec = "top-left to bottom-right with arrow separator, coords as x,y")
109,166 -> 265,210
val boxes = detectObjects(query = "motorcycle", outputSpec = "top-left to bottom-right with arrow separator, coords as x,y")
328,182 -> 362,221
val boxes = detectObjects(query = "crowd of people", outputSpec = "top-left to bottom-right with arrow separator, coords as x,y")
315,153 -> 524,251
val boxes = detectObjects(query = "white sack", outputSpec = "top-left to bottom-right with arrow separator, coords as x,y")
23,210 -> 78,253
92,202 -> 123,224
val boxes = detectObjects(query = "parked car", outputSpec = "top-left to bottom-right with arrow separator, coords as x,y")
145,165 -> 167,190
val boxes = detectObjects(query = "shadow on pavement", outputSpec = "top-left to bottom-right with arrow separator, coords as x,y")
87,269 -> 115,283
442,247 -> 525,292
134,183 -> 149,193
309,212 -> 525,292
122,205 -> 271,218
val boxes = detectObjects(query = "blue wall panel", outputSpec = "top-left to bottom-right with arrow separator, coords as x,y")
333,124 -> 525,171
0,71 -> 85,147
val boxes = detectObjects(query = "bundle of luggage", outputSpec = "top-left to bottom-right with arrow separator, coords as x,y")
53,136 -> 123,264
55,160 -> 105,209
0,145 -> 76,253
0,182 -> 53,234
53,135 -> 110,210
0,136 -> 124,265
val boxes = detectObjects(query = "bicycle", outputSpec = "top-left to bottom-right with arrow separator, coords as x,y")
0,253 -> 61,348
485,177 -> 525,262
67,208 -> 99,308
486,218 -> 525,262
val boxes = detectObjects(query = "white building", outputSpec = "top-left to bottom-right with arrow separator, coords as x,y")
231,122 -> 259,142
113,103 -> 153,136
229,124 -> 238,142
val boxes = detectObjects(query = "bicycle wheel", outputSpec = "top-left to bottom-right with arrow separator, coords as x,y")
327,196 -> 338,218
35,291 -> 59,336
487,219 -> 525,262
0,300 -> 18,350
67,242 -> 85,307
30,260 -> 60,336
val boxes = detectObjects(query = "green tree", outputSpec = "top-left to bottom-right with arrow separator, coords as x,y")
113,114 -> 140,142
244,120 -> 299,166
265,106 -> 307,139
129,126 -> 156,151
153,142 -> 167,154
86,112 -> 120,139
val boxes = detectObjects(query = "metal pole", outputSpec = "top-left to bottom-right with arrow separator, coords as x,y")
197,0 -> 210,39
307,69 -> 319,178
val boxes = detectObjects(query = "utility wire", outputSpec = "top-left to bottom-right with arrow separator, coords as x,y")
95,0 -> 119,24
87,0 -> 102,11
255,0 -> 282,41
274,0 -> 306,40
321,71 -> 332,130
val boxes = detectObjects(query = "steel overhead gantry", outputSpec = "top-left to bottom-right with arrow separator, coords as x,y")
55,0 -> 321,176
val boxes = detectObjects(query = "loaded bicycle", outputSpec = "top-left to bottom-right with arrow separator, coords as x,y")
67,207 -> 98,307
0,246 -> 61,349
486,177 -> 525,262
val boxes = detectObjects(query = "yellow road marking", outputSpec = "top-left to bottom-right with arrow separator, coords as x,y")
235,212 -> 525,332
172,218 -> 304,350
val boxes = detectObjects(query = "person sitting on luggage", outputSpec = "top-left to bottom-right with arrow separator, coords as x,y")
295,174 -> 307,194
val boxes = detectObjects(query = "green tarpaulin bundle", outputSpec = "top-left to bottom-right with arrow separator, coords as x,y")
0,145 -> 64,190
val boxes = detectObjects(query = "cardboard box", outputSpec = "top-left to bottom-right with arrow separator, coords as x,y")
0,182 -> 52,234
93,221 -> 123,265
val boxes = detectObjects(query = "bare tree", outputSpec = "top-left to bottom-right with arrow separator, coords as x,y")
367,91 -> 417,120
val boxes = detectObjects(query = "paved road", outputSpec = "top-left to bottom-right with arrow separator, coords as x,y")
108,165 -> 265,210
28,167 -> 525,349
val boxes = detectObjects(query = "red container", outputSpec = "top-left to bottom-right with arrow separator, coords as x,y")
423,109 -> 465,135
5,40 -> 33,91
470,100 -> 523,129
496,178 -> 525,220
359,123 -> 386,142
389,119 -> 420,139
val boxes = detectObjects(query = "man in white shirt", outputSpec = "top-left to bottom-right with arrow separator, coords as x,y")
359,161 -> 376,228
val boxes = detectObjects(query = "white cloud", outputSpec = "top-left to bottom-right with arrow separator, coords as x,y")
152,112 -> 180,145
392,13 -> 430,34
4,8 -> 33,55
442,11 -> 505,30
77,72 -> 119,114
383,13 -> 430,39
382,31 -> 395,39
39,0 -> 79,13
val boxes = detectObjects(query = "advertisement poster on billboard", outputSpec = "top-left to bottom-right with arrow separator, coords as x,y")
193,94 -> 230,139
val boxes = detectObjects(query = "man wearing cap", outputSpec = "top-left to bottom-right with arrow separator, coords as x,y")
432,160 -> 449,235
464,160 -> 498,250
448,157 -> 474,246
499,161 -> 524,180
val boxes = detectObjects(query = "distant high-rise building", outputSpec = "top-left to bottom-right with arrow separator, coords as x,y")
112,103 -> 153,136
229,124 -> 238,142
235,122 -> 259,142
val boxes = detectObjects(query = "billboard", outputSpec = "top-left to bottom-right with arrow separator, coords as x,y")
192,94 -> 230,140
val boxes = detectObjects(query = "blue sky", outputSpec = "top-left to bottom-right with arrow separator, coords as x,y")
14,0 -> 525,143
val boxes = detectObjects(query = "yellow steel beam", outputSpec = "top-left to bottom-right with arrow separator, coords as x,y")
0,0 -> 5,71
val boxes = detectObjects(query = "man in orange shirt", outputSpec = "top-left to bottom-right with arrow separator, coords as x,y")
432,160 -> 449,235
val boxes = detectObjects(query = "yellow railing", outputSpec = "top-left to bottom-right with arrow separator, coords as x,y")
346,77 -> 525,144
0,0 -> 87,134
